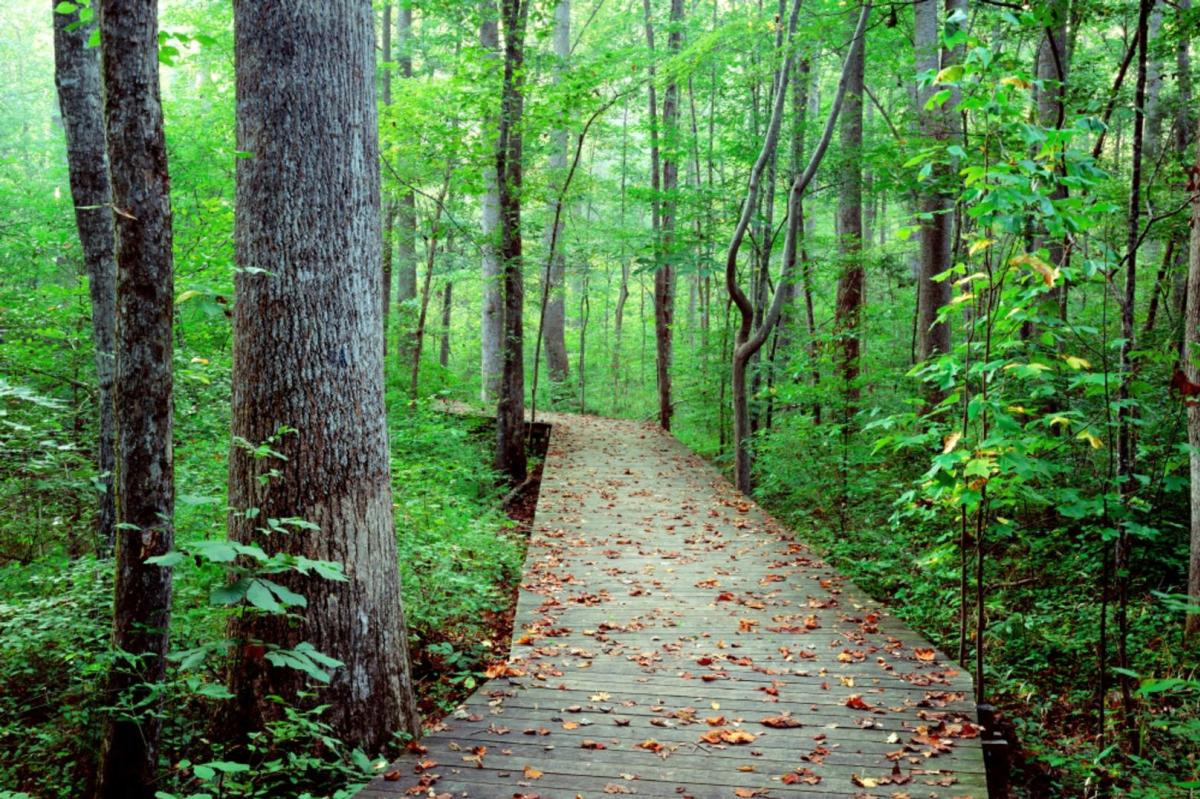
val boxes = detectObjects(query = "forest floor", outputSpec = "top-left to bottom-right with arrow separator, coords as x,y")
360,413 -> 989,798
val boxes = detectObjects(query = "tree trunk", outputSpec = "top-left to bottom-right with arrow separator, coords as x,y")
494,0 -> 530,482
653,0 -> 682,430
381,3 -> 395,355
725,1 -> 868,492
1115,0 -> 1152,737
1187,112 -> 1200,638
643,0 -> 672,429
94,1 -> 175,796
409,174 -> 451,401
612,99 -> 630,405
440,280 -> 452,368
395,3 -> 418,365
835,0 -> 866,417
227,0 -> 419,752
543,0 -> 570,384
52,1 -> 116,556
480,1 -> 503,403
913,0 -> 951,361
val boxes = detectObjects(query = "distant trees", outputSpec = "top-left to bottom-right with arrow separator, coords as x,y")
51,0 -> 116,555
94,1 -> 177,796
227,0 -> 419,749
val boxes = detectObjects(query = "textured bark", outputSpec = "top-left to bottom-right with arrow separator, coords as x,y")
654,0 -> 683,430
835,1 -> 866,416
228,0 -> 419,752
52,1 -> 116,555
480,1 -> 503,403
913,0 -> 951,361
494,0 -> 530,482
440,280 -> 452,367
542,0 -> 570,384
95,1 -> 175,796
1187,114 -> 1200,637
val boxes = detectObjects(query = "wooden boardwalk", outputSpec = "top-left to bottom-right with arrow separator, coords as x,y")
361,414 -> 988,799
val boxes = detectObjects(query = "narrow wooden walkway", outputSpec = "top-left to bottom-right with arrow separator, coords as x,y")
361,414 -> 988,798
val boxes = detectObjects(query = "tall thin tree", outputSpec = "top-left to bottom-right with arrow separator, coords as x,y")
227,0 -> 419,750
480,0 -> 504,402
51,0 -> 116,555
94,1 -> 176,795
542,0 -> 571,385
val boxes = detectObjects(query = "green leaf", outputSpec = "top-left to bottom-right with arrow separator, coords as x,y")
260,578 -> 307,608
54,2 -> 78,13
146,551 -> 185,567
245,579 -> 284,613
192,540 -> 238,563
210,578 -> 251,606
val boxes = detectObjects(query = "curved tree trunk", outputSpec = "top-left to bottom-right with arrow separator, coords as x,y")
52,1 -> 116,556
228,0 -> 419,752
725,1 -> 869,493
95,1 -> 176,796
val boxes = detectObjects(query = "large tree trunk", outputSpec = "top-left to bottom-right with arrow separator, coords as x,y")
1187,113 -> 1200,638
835,0 -> 866,417
381,3 -> 395,355
543,0 -> 570,384
228,0 -> 419,752
913,0 -> 951,361
52,1 -> 116,556
94,2 -> 175,796
480,1 -> 503,402
494,0 -> 530,482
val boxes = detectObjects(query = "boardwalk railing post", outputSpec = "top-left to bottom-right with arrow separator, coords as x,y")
977,702 -> 1011,798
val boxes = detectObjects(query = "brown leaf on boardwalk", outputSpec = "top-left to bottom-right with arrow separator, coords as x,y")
782,768 -> 821,785
523,765 -> 543,780
580,739 -> 606,749
845,694 -> 874,711
760,714 -> 802,728
914,648 -> 937,662
603,784 -> 633,794
700,728 -> 757,745
636,738 -> 664,752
